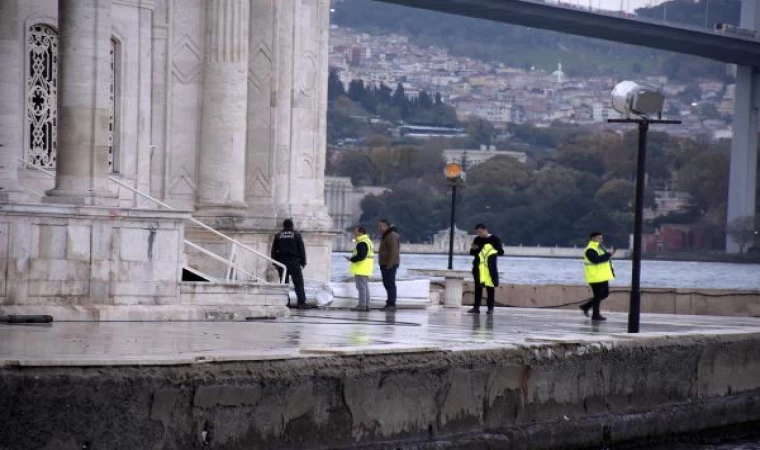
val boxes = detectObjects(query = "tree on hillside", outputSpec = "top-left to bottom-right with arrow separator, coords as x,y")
360,179 -> 448,242
336,150 -> 377,186
465,118 -> 496,147
594,180 -> 634,211
556,136 -> 607,177
726,216 -> 758,254
525,167 -> 583,202
328,69 -> 346,101
392,83 -> 408,118
348,79 -> 366,103
466,155 -> 532,191
678,151 -> 730,214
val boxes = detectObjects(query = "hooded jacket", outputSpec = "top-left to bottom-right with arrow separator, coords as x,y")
378,226 -> 400,267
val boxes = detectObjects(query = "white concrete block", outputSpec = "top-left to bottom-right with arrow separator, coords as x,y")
36,225 -> 66,259
120,228 -> 150,262
66,225 -> 92,261
155,230 -> 180,262
0,222 -> 9,257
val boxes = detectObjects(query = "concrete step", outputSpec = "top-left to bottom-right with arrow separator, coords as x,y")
0,282 -> 290,322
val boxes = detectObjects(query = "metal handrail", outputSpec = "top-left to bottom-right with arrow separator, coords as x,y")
17,158 -> 287,283
184,240 -> 258,282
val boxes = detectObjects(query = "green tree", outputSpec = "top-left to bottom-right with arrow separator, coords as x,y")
556,136 -> 607,177
327,69 -> 345,101
465,118 -> 496,146
467,155 -> 532,191
347,79 -> 366,103
392,83 -> 409,118
360,179 -> 448,242
726,216 -> 758,254
335,150 -> 377,186
594,180 -> 634,211
678,151 -> 730,213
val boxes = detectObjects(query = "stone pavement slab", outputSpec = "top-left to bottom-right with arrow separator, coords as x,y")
1,308 -> 759,367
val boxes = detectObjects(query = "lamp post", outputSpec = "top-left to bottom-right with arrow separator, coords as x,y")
609,81 -> 681,333
444,162 -> 465,270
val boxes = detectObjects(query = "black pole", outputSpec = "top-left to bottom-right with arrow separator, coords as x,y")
448,183 -> 457,270
628,121 -> 649,334
609,117 -> 679,333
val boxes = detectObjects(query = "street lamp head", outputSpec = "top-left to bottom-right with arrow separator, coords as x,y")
611,81 -> 665,118
444,162 -> 464,182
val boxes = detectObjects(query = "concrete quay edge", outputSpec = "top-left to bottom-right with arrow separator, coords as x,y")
2,330 -> 760,449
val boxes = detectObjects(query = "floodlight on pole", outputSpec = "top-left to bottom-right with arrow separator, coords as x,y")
444,162 -> 465,270
608,81 -> 680,334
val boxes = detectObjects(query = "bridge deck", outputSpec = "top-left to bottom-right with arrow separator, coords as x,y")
376,0 -> 760,65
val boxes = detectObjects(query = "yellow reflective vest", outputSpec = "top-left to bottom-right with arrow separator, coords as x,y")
350,234 -> 374,277
478,243 -> 498,287
584,241 -> 615,284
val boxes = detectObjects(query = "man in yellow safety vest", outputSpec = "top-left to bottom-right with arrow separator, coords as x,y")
580,231 -> 616,321
347,226 -> 374,311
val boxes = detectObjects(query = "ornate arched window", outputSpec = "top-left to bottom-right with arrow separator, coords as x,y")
25,24 -> 119,172
26,24 -> 58,168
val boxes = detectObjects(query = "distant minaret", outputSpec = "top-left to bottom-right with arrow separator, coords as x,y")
552,61 -> 565,83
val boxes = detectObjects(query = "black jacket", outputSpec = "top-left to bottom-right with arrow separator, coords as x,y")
585,248 -> 611,264
271,229 -> 306,266
350,241 -> 369,263
470,234 -> 504,287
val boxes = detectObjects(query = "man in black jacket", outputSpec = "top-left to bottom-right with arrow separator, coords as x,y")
271,219 -> 307,309
467,224 -> 504,315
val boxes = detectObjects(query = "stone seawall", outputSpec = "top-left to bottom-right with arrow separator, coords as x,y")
456,282 -> 760,317
2,333 -> 760,449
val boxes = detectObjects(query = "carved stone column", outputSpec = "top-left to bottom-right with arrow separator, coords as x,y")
272,0 -> 335,282
273,0 -> 332,228
46,0 -> 115,206
0,0 -> 23,201
196,0 -> 250,216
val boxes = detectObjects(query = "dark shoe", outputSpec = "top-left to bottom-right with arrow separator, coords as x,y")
467,308 -> 480,314
296,304 -> 308,310
383,305 -> 397,311
591,315 -> 607,322
486,308 -> 494,315
579,304 -> 590,317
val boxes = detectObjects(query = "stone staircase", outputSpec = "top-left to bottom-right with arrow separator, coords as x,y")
6,160 -> 291,321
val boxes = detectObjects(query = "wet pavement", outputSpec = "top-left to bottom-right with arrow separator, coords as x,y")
2,307 -> 760,366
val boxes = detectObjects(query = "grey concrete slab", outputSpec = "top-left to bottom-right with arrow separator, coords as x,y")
1,308 -> 759,367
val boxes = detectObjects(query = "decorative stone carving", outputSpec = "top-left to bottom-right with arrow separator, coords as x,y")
247,42 -> 273,92
171,35 -> 203,84
25,24 -> 58,169
25,26 -> 119,173
108,37 -> 118,172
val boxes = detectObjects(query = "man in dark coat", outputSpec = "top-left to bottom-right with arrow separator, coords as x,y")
467,223 -> 504,315
271,219 -> 307,309
377,219 -> 400,310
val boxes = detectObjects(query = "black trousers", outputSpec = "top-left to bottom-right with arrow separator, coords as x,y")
582,281 -> 609,317
474,284 -> 495,310
380,265 -> 398,306
473,268 -> 495,310
277,260 -> 306,306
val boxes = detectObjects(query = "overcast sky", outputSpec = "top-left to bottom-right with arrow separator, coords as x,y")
564,0 -> 669,13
